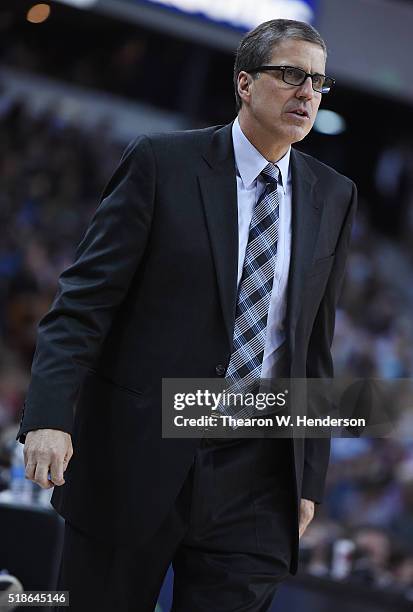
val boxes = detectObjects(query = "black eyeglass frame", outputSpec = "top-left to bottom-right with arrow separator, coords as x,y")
247,65 -> 336,94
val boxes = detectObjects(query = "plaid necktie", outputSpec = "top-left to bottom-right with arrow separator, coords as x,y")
219,162 -> 280,419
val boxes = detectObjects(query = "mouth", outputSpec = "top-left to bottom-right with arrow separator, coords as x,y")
286,109 -> 310,120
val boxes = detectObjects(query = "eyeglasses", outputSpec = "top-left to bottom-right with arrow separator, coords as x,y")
247,65 -> 335,94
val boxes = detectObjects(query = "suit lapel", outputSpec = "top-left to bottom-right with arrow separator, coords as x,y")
286,149 -> 325,342
287,150 -> 324,488
198,124 -> 239,347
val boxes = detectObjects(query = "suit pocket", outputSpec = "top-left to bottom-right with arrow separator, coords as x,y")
86,368 -> 144,398
74,370 -> 147,436
307,253 -> 335,278
74,370 -> 151,447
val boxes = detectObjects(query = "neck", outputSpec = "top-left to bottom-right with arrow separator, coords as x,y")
238,111 -> 289,163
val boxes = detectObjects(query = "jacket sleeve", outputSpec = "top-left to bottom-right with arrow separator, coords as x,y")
301,180 -> 358,503
16,136 -> 156,443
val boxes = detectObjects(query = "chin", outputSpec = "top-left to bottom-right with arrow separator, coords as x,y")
283,127 -> 308,144
295,131 -> 309,143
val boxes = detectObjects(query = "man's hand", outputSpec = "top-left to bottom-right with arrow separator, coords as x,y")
299,498 -> 315,539
24,429 -> 73,489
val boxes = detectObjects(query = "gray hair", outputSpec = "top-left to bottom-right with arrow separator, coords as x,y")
233,19 -> 327,112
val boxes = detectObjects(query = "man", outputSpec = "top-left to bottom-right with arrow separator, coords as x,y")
18,19 -> 357,612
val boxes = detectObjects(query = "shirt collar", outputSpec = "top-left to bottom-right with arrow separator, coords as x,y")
232,116 -> 290,194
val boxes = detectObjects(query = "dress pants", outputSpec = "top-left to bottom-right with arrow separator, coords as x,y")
55,437 -> 296,612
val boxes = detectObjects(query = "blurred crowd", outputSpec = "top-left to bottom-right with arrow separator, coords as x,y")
299,437 -> 413,600
0,96 -> 123,425
1,81 -> 413,600
1,31 -> 215,121
333,213 -> 413,379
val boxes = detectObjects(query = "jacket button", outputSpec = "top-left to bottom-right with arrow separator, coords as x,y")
215,364 -> 226,376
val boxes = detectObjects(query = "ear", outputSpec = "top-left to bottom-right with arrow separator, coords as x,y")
237,71 -> 254,105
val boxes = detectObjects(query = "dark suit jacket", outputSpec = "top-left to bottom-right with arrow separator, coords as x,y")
17,122 -> 357,574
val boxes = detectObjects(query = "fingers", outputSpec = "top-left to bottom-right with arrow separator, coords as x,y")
24,457 -> 36,481
28,454 -> 67,488
34,462 -> 54,489
298,513 -> 314,539
49,459 -> 65,486
298,510 -> 314,540
299,500 -> 315,533
299,521 -> 308,539
23,429 -> 72,489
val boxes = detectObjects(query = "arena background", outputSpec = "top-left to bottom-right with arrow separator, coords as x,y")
0,1 -> 413,610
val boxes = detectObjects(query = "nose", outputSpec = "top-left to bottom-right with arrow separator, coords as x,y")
295,75 -> 314,100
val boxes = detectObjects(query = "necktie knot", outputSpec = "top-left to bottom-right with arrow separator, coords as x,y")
260,162 -> 280,186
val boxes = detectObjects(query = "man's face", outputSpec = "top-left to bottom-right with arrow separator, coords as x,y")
238,38 -> 326,146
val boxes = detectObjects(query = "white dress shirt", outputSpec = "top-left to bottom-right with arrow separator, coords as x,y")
231,117 -> 292,379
